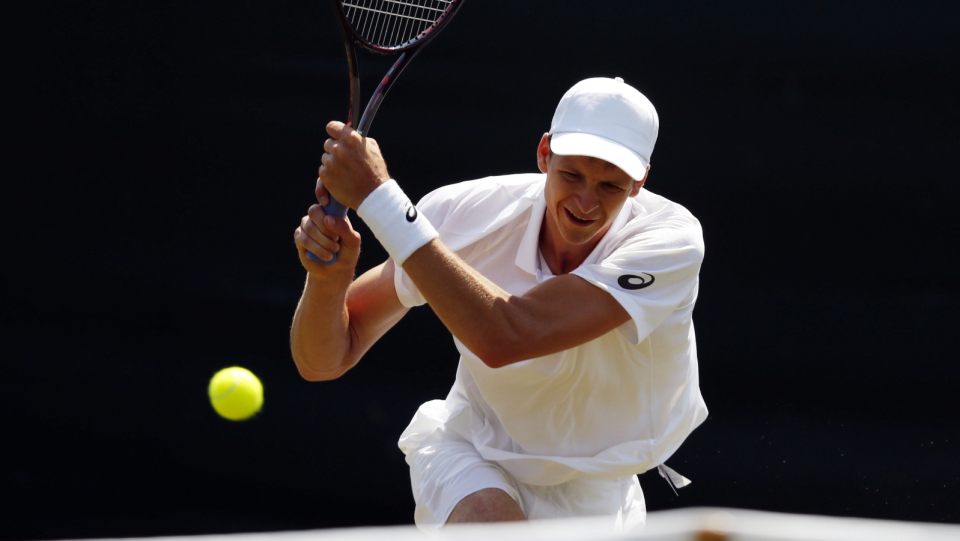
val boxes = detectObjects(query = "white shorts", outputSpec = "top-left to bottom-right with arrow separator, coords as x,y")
408,434 -> 646,533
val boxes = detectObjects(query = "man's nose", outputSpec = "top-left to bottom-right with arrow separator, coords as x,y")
573,191 -> 599,214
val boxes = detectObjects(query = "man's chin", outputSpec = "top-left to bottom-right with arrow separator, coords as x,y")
559,227 -> 600,246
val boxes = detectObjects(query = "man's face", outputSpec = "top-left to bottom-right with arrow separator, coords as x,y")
537,135 -> 644,250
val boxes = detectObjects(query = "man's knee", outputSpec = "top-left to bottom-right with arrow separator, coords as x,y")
446,487 -> 526,524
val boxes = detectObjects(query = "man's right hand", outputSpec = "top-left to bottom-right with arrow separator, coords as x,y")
294,196 -> 362,275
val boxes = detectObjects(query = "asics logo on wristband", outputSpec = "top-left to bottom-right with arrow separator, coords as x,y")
618,273 -> 655,290
357,180 -> 438,266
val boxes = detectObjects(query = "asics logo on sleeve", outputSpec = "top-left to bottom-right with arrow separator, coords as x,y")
405,204 -> 418,223
618,273 -> 655,290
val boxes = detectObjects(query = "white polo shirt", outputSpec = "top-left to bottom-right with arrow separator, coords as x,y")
396,173 -> 707,487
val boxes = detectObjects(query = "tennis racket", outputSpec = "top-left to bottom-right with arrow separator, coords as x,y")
308,0 -> 468,264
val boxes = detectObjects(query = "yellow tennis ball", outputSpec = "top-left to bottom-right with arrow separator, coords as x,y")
208,366 -> 263,421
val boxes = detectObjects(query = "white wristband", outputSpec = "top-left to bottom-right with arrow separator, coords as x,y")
356,180 -> 439,266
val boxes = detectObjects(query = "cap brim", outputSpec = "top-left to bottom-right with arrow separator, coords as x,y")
550,132 -> 648,180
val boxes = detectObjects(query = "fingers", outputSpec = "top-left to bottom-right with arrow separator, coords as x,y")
293,207 -> 362,268
325,121 -> 363,148
317,152 -> 337,200
294,223 -> 332,263
315,178 -> 329,206
318,120 -> 387,211
295,205 -> 340,261
307,204 -> 340,245
326,120 -> 346,138
325,214 -> 362,262
294,227 -> 329,262
325,121 -> 357,143
318,136 -> 348,183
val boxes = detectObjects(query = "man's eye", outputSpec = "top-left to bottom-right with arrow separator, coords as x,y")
604,183 -> 624,192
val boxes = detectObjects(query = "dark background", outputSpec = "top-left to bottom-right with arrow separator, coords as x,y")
4,1 -> 959,539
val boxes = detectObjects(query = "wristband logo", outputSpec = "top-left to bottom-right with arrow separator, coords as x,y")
618,273 -> 655,290
405,203 -> 418,223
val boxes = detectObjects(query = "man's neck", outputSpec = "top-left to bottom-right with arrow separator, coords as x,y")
538,212 -> 607,275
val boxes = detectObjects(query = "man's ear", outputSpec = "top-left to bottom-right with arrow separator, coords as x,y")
629,164 -> 651,197
537,133 -> 551,173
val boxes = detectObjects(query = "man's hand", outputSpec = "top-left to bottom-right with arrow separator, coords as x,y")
319,121 -> 391,210
294,201 -> 362,274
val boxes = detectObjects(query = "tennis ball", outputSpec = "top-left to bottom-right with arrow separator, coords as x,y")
208,366 -> 263,421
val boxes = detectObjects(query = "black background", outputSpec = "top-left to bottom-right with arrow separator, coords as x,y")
4,1 -> 959,539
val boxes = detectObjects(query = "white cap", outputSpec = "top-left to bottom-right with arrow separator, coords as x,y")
549,77 -> 659,180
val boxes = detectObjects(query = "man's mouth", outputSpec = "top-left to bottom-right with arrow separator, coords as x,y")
564,208 -> 596,226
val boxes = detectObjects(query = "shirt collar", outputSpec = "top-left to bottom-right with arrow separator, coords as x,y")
515,181 -> 547,276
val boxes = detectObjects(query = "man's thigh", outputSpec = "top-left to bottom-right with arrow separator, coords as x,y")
411,439 -> 644,529
409,439 -> 524,530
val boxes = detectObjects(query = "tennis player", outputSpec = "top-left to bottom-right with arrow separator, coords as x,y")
291,77 -> 707,532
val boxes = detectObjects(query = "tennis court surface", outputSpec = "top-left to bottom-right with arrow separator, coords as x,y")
68,508 -> 960,541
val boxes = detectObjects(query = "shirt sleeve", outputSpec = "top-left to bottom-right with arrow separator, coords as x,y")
394,261 -> 428,307
392,187 -> 448,307
393,174 -> 543,308
570,215 -> 704,345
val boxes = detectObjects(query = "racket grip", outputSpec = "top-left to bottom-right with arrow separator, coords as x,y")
306,196 -> 349,265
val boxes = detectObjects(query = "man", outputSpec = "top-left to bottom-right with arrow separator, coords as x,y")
291,77 -> 707,531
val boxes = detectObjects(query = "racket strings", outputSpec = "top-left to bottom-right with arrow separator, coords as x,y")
342,0 -> 452,48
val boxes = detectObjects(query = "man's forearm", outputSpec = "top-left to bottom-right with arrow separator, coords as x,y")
400,240 -> 510,364
290,261 -> 409,381
290,274 -> 354,380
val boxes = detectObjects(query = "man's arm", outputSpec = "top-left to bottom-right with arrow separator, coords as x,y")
316,121 -> 631,369
291,202 -> 408,380
401,239 -> 630,368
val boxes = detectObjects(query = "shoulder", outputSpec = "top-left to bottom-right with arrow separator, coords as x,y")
419,173 -> 543,208
417,173 -> 544,226
605,189 -> 705,266
627,190 -> 702,244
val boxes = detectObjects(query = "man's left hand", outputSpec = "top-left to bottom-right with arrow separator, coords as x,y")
318,121 -> 392,210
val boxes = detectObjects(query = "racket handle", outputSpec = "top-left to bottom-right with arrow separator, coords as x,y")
306,196 -> 349,265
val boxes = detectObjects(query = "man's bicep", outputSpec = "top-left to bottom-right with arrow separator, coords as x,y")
346,259 -> 409,359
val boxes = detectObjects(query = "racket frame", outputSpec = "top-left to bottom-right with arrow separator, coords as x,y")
330,0 -> 467,136
310,0 -> 466,264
